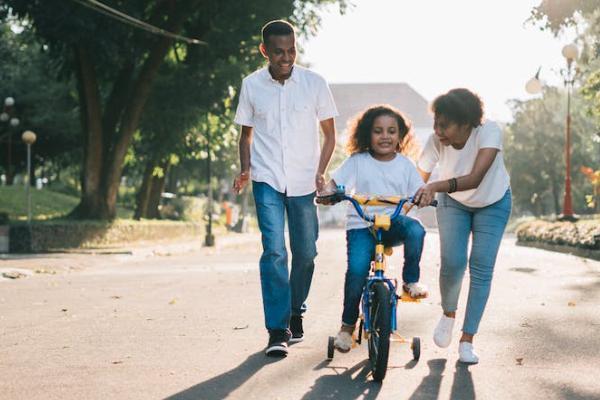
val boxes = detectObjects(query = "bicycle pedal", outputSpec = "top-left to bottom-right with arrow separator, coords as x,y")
398,292 -> 421,303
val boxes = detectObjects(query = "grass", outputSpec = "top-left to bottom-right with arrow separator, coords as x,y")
0,185 -> 133,221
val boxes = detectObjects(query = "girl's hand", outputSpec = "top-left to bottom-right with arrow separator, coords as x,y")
414,183 -> 436,208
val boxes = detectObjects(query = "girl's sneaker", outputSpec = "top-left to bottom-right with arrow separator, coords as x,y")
433,314 -> 455,348
333,325 -> 354,353
458,341 -> 479,364
403,282 -> 429,299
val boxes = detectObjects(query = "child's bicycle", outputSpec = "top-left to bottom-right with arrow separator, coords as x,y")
316,185 -> 437,382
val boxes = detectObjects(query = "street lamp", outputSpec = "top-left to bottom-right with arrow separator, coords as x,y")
204,128 -> 215,247
559,43 -> 578,221
525,44 -> 579,221
1,97 -> 20,185
22,130 -> 37,224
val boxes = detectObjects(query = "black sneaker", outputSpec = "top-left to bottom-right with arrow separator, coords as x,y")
289,315 -> 304,343
265,329 -> 291,357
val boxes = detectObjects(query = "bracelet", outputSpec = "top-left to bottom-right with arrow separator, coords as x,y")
448,178 -> 458,193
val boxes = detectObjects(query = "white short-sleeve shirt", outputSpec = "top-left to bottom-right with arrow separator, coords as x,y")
234,65 -> 338,196
417,120 -> 511,207
331,152 -> 424,230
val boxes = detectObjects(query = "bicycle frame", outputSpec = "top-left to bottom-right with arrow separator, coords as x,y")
316,186 -> 420,335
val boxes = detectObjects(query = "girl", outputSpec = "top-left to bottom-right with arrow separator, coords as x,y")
324,105 -> 428,352
415,88 -> 512,364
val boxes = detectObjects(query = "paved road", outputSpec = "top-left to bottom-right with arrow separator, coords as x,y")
1,230 -> 599,400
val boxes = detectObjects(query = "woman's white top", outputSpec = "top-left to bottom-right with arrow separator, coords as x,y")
417,120 -> 510,208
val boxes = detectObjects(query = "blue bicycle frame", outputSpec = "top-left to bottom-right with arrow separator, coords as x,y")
316,185 -> 423,335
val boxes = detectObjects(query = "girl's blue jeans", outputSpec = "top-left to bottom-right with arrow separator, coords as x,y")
436,189 -> 512,335
342,215 -> 426,326
252,181 -> 318,331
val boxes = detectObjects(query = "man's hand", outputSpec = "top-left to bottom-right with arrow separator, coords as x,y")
315,173 -> 326,193
233,171 -> 250,194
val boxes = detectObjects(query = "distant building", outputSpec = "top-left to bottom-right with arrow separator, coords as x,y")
330,82 -> 433,147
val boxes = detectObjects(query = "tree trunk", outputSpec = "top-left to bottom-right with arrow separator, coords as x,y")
102,14 -> 186,219
70,5 -> 190,220
69,44 -> 106,219
551,179 -> 561,216
147,162 -> 167,219
134,162 -> 154,220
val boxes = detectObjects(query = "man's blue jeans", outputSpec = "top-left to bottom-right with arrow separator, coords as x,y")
342,215 -> 426,326
252,181 -> 318,331
436,189 -> 512,335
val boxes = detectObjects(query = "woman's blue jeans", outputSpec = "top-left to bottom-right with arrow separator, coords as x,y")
252,181 -> 318,331
436,189 -> 512,335
342,215 -> 426,326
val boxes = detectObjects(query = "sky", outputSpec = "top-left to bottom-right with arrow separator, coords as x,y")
300,0 -> 577,123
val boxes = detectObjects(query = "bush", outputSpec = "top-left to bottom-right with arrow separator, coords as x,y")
516,219 -> 600,250
9,219 -> 204,252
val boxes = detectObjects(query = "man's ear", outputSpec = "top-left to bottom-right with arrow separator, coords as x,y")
259,43 -> 268,59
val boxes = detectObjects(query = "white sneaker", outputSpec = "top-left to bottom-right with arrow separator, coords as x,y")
403,282 -> 429,299
333,330 -> 353,353
459,342 -> 479,364
433,315 -> 455,348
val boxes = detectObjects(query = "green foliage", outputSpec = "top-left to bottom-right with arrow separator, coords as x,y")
505,87 -> 598,216
0,22 -> 80,176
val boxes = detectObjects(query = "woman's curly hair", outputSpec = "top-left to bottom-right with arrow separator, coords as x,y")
345,104 -> 419,160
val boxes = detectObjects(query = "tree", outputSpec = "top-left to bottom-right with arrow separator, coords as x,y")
1,0 -> 348,219
505,87 -> 597,216
0,21 -> 80,185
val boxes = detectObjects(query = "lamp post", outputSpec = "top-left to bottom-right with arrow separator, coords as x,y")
525,44 -> 579,221
204,128 -> 215,247
559,43 -> 578,221
22,130 -> 37,224
1,97 -> 20,185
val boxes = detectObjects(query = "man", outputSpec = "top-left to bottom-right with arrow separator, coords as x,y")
233,20 -> 337,357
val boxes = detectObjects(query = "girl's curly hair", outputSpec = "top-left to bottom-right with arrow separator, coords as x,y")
345,104 -> 419,160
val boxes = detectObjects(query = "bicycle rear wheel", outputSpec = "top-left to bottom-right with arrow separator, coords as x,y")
367,281 -> 392,382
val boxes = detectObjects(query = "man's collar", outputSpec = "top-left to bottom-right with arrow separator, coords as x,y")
262,66 -> 299,84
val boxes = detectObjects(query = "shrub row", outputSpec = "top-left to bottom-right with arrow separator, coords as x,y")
8,220 -> 205,252
516,219 -> 600,250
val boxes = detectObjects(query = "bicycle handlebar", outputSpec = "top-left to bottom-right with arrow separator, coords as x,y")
315,186 -> 438,223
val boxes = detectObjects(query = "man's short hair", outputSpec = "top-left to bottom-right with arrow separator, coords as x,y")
261,20 -> 295,46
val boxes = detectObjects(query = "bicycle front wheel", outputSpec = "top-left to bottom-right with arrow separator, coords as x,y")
367,281 -> 392,382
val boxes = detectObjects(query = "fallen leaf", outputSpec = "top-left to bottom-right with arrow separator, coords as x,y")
568,301 -> 576,307
61,309 -> 68,312
112,361 -> 123,365
169,298 -> 177,305
35,269 -> 56,275
2,271 -> 26,279
234,324 -> 249,330
516,358 -> 524,366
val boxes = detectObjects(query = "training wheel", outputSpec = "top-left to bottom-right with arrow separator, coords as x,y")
327,336 -> 335,360
412,337 -> 421,361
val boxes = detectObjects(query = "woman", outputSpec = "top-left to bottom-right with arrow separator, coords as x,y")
415,88 -> 511,364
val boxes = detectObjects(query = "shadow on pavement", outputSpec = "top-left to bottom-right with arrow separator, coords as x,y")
449,361 -> 475,400
407,358 -> 447,400
163,351 -> 282,400
300,359 -> 381,400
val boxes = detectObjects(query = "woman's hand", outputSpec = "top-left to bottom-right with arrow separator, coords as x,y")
414,183 -> 437,207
